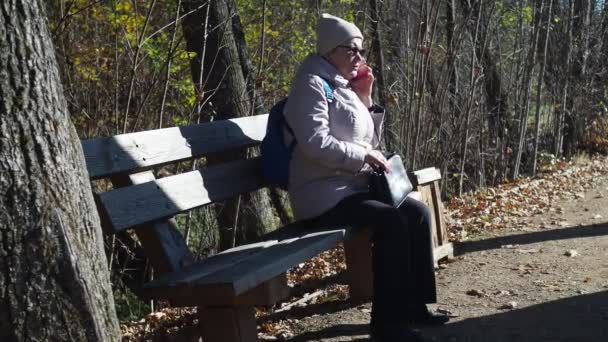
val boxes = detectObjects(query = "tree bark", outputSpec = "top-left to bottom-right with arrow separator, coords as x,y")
532,0 -> 553,176
231,0 -> 293,226
0,1 -> 120,340
513,0 -> 545,179
459,0 -> 509,183
445,0 -> 459,103
563,0 -> 592,156
369,0 -> 393,150
554,0 -> 575,156
182,0 -> 278,250
458,0 -> 483,196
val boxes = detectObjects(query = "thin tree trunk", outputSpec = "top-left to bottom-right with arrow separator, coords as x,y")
159,0 -> 182,129
555,0 -> 574,157
411,0 -> 440,169
446,0 -> 458,98
564,0 -> 592,156
513,0 -> 545,179
0,0 -> 120,340
459,0 -> 483,196
532,0 -> 553,176
369,0 -> 392,150
122,0 -> 156,133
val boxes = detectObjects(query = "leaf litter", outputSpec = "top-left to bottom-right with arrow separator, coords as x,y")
120,155 -> 608,341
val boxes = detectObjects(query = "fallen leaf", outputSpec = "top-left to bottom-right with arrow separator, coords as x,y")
501,244 -> 519,249
499,301 -> 518,310
516,248 -> 540,254
466,289 -> 485,297
564,250 -> 578,257
493,290 -> 511,296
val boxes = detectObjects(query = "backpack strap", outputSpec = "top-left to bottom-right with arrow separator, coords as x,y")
283,77 -> 334,146
320,78 -> 334,103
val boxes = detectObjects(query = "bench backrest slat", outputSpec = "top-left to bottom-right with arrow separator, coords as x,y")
83,115 -> 268,179
109,170 -> 194,273
98,158 -> 264,231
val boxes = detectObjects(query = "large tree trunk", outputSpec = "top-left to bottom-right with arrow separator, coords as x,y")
0,1 -> 120,341
182,0 -> 278,250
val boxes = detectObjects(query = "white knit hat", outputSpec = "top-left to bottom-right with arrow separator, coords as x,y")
316,13 -> 363,56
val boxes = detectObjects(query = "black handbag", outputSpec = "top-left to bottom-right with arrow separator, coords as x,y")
370,153 -> 413,208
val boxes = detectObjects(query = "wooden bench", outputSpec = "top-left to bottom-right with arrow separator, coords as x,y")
81,114 -> 453,342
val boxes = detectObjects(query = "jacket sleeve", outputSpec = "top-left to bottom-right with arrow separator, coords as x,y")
284,75 -> 368,172
369,105 -> 386,149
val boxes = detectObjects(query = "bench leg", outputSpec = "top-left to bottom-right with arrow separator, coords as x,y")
343,229 -> 373,301
199,305 -> 257,342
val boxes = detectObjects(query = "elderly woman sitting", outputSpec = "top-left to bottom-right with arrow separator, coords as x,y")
282,14 -> 449,341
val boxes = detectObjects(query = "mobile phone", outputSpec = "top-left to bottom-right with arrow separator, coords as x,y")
351,65 -> 370,82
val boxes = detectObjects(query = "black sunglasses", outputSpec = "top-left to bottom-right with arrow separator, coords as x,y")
337,45 -> 367,57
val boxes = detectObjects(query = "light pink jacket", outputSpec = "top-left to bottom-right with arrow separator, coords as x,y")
284,54 -> 384,220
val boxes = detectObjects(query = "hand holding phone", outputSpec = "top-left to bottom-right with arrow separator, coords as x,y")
350,63 -> 374,106
351,64 -> 371,82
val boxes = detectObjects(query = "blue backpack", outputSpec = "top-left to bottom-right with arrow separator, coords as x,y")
261,78 -> 334,189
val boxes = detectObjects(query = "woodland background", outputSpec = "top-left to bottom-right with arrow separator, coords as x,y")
44,0 -> 608,322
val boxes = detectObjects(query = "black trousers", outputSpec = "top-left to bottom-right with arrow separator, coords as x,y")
313,192 -> 437,325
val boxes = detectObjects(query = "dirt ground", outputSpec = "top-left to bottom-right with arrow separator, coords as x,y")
278,172 -> 608,341
121,159 -> 608,342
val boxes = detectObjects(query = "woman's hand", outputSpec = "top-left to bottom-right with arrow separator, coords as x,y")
365,150 -> 390,173
350,64 -> 374,108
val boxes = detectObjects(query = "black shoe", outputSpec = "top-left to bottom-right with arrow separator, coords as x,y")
370,324 -> 425,342
408,306 -> 450,326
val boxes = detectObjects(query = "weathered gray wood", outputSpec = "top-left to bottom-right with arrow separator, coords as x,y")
430,181 -> 448,246
143,229 -> 346,300
433,243 -> 454,263
199,306 -> 257,342
99,158 -> 265,231
82,115 -> 268,179
164,274 -> 290,307
143,240 -> 280,289
343,229 -> 373,301
111,171 -> 193,273
199,230 -> 346,295
418,186 -> 439,248
409,167 -> 442,186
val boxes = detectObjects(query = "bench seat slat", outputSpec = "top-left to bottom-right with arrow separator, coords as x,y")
211,230 -> 347,295
143,229 -> 346,298
144,240 -> 279,289
82,115 -> 268,179
99,158 -> 264,231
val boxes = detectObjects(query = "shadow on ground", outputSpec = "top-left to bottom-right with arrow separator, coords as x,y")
455,223 -> 608,255
420,290 -> 608,342
289,323 -> 369,342
288,291 -> 608,341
